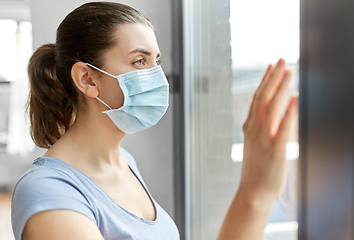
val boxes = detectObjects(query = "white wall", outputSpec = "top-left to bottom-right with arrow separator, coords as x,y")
29,0 -> 174,218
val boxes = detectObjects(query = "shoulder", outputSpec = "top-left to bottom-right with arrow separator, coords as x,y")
12,157 -> 89,203
12,158 -> 73,201
12,157 -> 96,240
22,209 -> 104,240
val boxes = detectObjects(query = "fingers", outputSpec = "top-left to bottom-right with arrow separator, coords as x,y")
244,58 -> 296,142
274,94 -> 299,146
244,64 -> 274,131
263,69 -> 292,135
250,65 -> 274,116
253,59 -> 286,120
240,59 -> 299,203
259,64 -> 275,91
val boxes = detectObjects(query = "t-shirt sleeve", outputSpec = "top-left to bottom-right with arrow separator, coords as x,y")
11,168 -> 97,240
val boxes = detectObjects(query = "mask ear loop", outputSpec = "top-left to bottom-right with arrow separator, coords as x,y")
85,63 -> 115,111
96,97 -> 112,111
85,63 -> 116,79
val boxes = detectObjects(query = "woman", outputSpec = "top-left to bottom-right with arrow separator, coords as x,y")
11,2 -> 298,240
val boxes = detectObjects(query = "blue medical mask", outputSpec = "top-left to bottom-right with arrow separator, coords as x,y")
86,63 -> 169,134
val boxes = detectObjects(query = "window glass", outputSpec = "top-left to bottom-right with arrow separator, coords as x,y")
0,20 -> 18,82
0,19 -> 33,154
184,0 -> 299,239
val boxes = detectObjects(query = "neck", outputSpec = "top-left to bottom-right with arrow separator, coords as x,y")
45,104 -> 126,171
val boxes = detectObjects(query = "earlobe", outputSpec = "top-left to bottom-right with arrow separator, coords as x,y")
71,62 -> 99,98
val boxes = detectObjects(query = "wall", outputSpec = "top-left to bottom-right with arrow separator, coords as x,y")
28,0 -> 174,218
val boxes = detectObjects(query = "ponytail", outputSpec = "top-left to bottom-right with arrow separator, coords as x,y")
27,44 -> 75,149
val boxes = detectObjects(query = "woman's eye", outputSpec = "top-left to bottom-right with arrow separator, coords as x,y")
134,59 -> 145,67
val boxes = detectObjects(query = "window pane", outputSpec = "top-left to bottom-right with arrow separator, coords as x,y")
184,0 -> 299,239
0,20 -> 33,155
0,20 -> 18,82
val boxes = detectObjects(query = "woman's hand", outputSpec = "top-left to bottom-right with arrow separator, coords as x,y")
217,59 -> 298,240
240,58 -> 298,201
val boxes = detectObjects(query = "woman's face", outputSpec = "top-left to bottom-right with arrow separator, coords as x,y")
95,23 -> 161,110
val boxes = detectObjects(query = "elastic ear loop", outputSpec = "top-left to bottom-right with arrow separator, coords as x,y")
85,63 -> 115,111
85,63 -> 116,78
96,97 -> 112,111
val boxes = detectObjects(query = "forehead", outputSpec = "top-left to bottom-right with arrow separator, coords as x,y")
110,23 -> 160,56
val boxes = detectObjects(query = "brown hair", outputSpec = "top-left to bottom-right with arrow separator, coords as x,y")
27,2 -> 152,148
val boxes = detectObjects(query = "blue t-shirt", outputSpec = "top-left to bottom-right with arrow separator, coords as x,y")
11,148 -> 180,240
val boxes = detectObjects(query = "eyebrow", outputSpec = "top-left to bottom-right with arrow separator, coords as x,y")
129,48 -> 161,58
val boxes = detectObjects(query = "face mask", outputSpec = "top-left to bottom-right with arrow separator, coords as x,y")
86,63 -> 169,134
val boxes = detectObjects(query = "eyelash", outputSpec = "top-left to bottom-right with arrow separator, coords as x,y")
133,58 -> 161,67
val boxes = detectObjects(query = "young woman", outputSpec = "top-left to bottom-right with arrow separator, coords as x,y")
11,2 -> 298,240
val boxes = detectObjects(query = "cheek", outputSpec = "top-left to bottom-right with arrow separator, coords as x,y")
113,84 -> 125,109
101,78 -> 124,109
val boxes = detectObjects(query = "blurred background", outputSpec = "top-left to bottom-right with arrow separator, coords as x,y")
1,0 -> 353,240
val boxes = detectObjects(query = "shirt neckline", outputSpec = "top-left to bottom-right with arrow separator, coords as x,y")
35,156 -> 159,225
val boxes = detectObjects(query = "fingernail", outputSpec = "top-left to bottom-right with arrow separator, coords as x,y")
291,92 -> 299,106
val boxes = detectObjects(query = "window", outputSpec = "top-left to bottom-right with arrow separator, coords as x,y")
183,0 -> 299,239
0,19 -> 33,155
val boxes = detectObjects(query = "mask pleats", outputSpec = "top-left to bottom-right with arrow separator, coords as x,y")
101,65 -> 169,134
120,72 -> 168,97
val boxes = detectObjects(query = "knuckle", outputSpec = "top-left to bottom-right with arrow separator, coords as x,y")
265,105 -> 273,116
265,101 -> 276,116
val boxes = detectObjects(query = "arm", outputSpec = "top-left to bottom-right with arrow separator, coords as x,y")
217,59 -> 299,240
22,210 -> 105,240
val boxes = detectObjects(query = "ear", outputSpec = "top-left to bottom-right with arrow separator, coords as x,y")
71,62 -> 99,98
